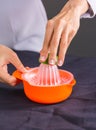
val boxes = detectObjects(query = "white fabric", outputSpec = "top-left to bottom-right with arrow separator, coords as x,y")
81,0 -> 96,18
0,0 -> 47,52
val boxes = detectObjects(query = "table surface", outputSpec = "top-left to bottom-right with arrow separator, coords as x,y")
0,51 -> 96,130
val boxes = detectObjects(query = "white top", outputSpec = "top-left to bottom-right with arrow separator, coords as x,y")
81,0 -> 96,18
87,0 -> 96,17
0,0 -> 47,52
0,0 -> 95,52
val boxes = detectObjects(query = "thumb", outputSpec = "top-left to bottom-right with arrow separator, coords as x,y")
0,69 -> 18,86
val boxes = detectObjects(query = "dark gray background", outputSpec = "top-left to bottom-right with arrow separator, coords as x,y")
42,0 -> 96,57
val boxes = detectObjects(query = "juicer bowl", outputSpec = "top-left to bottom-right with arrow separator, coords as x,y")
13,68 -> 76,104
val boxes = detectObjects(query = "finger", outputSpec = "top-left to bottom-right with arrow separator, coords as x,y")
8,52 -> 27,73
68,27 -> 78,43
40,20 -> 54,62
48,20 -> 64,65
58,25 -> 77,66
57,26 -> 70,66
0,70 -> 18,86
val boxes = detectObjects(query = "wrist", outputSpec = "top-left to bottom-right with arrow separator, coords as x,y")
60,0 -> 89,18
69,0 -> 89,16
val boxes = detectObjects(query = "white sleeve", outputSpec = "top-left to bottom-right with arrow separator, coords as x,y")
81,0 -> 96,18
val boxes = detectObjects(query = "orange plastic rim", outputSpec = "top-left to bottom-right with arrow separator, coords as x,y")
13,68 -> 76,104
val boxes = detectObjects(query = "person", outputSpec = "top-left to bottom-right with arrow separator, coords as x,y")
0,0 -> 95,86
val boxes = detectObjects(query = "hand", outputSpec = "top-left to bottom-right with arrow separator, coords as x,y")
40,0 -> 89,66
0,45 -> 26,86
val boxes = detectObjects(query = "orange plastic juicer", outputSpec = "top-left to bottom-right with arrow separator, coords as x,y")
13,62 -> 76,104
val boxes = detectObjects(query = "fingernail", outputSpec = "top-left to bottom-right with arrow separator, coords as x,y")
40,56 -> 46,62
58,60 -> 63,66
49,59 -> 55,65
19,65 -> 27,73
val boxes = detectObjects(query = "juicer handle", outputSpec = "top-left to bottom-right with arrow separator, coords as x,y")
70,79 -> 76,86
12,67 -> 31,80
12,70 -> 23,80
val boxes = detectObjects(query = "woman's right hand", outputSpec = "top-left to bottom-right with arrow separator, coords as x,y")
0,45 -> 26,86
40,0 -> 89,66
